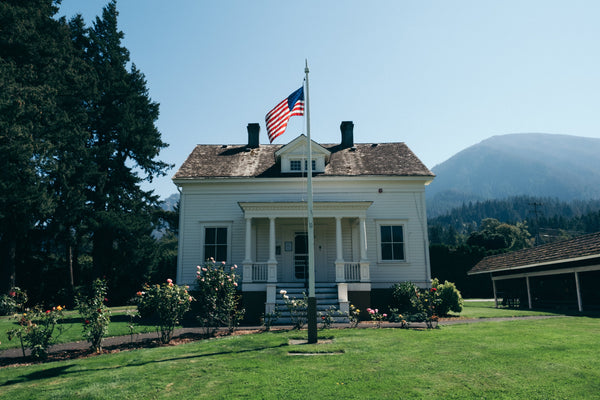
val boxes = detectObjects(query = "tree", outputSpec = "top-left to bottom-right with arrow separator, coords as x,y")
0,0 -> 77,294
80,1 -> 171,300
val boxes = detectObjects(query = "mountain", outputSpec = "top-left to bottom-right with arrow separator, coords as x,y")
161,193 -> 180,211
426,133 -> 600,217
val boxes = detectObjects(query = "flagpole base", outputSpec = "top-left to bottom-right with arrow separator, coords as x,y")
307,296 -> 317,344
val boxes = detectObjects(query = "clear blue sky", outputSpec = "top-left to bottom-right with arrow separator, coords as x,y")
58,0 -> 600,200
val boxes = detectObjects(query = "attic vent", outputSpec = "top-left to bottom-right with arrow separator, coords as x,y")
244,147 -> 252,152
371,143 -> 378,147
350,146 -> 357,152
222,145 -> 228,148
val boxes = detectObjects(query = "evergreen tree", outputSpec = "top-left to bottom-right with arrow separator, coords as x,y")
80,1 -> 171,300
0,0 -> 75,294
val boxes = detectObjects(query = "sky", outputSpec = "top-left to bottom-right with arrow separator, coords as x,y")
57,0 -> 600,200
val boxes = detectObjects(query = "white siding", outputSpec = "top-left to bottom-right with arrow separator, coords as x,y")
177,176 -> 431,288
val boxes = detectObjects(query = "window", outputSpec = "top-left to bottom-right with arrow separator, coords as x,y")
304,160 -> 316,171
204,227 -> 228,262
290,159 -> 315,172
379,225 -> 405,261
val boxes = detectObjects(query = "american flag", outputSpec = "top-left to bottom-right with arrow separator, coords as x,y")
265,87 -> 304,143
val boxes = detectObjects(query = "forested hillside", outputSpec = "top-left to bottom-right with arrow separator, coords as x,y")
428,196 -> 600,297
427,133 -> 600,216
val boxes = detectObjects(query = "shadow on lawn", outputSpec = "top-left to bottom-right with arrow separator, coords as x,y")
1,341 -> 289,387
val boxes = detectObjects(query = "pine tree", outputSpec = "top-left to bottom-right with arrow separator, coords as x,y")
81,1 -> 171,298
0,0 -> 75,293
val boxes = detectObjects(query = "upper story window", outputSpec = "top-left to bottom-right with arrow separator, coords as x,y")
289,159 -> 316,172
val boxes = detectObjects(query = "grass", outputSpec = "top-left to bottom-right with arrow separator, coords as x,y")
0,307 -> 155,352
0,316 -> 598,399
450,300 -> 565,319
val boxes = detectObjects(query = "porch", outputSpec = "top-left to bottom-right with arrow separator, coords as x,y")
238,201 -> 373,315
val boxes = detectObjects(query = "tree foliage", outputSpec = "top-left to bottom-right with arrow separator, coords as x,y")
0,1 -> 175,304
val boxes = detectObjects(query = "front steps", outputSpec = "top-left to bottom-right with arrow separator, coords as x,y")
273,283 -> 349,325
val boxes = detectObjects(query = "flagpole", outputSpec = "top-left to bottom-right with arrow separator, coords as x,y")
305,59 -> 317,344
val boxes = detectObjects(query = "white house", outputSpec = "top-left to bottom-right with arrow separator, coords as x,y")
173,121 -> 435,323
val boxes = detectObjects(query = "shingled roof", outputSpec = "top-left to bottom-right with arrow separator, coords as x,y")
173,141 -> 434,180
468,232 -> 600,275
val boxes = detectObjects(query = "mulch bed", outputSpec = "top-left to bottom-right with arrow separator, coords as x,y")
0,329 -> 262,369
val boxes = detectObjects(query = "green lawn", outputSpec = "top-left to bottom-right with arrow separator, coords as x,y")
449,300 -> 565,319
1,316 -> 599,399
0,307 -> 155,352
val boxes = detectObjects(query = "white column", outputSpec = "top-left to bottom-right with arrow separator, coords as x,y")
267,217 -> 277,282
242,217 -> 253,283
335,217 -> 345,282
244,217 -> 252,263
575,272 -> 583,312
358,217 -> 370,282
359,217 -> 367,261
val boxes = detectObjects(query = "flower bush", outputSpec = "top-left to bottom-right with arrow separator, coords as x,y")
280,290 -> 307,330
366,307 -> 387,328
7,305 -> 65,360
76,278 -> 111,353
348,304 -> 361,328
0,287 -> 28,316
195,259 -> 244,335
319,305 -> 340,330
136,278 -> 194,344
261,309 -> 280,331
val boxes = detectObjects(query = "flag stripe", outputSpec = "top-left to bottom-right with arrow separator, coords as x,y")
265,87 -> 304,143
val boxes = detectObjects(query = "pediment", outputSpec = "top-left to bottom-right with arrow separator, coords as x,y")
275,135 -> 331,161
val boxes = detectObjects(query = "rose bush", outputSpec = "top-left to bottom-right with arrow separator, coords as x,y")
195,259 -> 244,335
136,279 -> 194,344
76,278 -> 111,352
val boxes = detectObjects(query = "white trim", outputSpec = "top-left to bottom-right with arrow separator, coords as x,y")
491,264 -> 600,280
375,219 -> 408,264
238,201 -> 372,218
469,254 -> 600,275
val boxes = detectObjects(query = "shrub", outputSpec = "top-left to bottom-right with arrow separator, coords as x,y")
366,308 -> 387,328
319,305 -> 340,329
392,281 -> 419,314
195,260 -> 244,335
348,304 -> 361,328
7,305 -> 65,360
76,278 -> 111,353
279,290 -> 307,330
136,279 -> 194,344
431,278 -> 464,316
0,287 -> 28,316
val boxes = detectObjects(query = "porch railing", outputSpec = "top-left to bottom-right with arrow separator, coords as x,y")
251,263 -> 269,282
344,262 -> 361,282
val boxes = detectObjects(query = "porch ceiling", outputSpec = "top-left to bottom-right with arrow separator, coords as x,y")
238,201 -> 372,218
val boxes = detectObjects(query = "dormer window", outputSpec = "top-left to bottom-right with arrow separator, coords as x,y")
275,135 -> 331,174
289,159 -> 315,172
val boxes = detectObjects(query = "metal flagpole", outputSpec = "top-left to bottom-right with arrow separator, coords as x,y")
305,59 -> 317,343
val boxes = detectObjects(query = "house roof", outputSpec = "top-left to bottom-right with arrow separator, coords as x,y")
173,141 -> 434,180
468,231 -> 600,275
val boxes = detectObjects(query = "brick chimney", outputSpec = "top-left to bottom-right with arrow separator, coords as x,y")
340,121 -> 354,148
247,123 -> 260,148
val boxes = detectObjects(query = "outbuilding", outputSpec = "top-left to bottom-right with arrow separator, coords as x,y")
468,232 -> 600,311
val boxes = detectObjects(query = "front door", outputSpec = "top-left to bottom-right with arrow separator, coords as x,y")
294,232 -> 308,285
